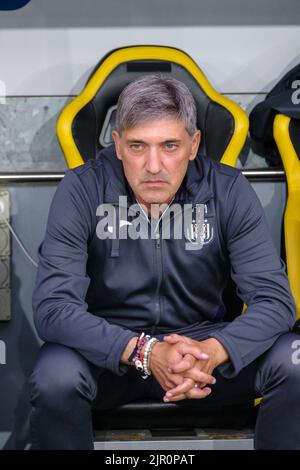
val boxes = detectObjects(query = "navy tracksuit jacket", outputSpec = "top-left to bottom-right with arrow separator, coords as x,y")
32,144 -> 296,379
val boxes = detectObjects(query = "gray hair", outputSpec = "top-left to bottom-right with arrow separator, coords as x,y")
115,73 -> 197,136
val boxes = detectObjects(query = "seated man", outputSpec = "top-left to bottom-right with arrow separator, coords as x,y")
29,73 -> 299,450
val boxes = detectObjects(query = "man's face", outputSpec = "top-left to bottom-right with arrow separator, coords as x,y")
112,117 -> 201,213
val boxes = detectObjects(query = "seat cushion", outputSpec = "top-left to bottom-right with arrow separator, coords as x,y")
92,398 -> 257,430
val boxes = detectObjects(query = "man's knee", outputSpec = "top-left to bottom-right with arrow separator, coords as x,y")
258,333 -> 300,391
29,343 -> 98,412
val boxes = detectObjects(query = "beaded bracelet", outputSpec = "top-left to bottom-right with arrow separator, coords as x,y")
141,337 -> 159,378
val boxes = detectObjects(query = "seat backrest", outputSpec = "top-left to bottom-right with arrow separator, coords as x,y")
274,114 -> 300,319
57,45 -> 248,169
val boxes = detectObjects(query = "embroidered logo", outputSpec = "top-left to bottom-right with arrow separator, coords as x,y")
185,204 -> 214,247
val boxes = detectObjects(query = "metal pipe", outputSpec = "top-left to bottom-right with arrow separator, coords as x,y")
0,169 -> 286,183
0,172 -> 65,182
243,170 -> 285,179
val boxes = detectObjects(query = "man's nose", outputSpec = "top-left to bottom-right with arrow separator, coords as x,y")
145,147 -> 163,174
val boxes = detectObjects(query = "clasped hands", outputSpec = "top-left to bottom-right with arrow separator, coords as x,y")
149,334 -> 228,402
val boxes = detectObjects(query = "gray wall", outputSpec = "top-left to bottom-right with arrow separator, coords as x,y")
0,0 -> 300,96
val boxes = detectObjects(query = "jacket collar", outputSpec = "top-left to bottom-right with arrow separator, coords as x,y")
101,144 -> 214,207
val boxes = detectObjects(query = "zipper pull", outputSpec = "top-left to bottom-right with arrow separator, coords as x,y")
155,230 -> 161,248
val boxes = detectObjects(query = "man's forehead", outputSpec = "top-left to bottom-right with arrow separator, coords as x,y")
125,138 -> 183,144
120,118 -> 189,142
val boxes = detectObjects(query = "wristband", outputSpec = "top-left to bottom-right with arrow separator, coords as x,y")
128,332 -> 148,363
141,337 -> 159,379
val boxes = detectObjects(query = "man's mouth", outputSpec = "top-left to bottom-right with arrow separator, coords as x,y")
142,180 -> 166,185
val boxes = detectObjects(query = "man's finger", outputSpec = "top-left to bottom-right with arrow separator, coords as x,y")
164,378 -> 195,398
176,343 -> 209,361
186,387 -> 212,400
163,334 -> 192,345
185,369 -> 217,386
163,393 -> 186,402
170,353 -> 195,373
165,373 -> 215,397
164,387 -> 212,402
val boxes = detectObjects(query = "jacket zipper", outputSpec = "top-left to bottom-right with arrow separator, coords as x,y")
134,199 -> 177,335
151,224 -> 163,335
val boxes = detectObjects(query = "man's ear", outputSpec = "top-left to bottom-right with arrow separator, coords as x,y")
189,129 -> 201,161
112,130 -> 122,161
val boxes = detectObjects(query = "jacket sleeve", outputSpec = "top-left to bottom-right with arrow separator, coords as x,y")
209,172 -> 296,378
32,169 -> 137,375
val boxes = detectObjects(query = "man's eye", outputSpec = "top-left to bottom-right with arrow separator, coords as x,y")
165,143 -> 178,150
130,144 -> 142,151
